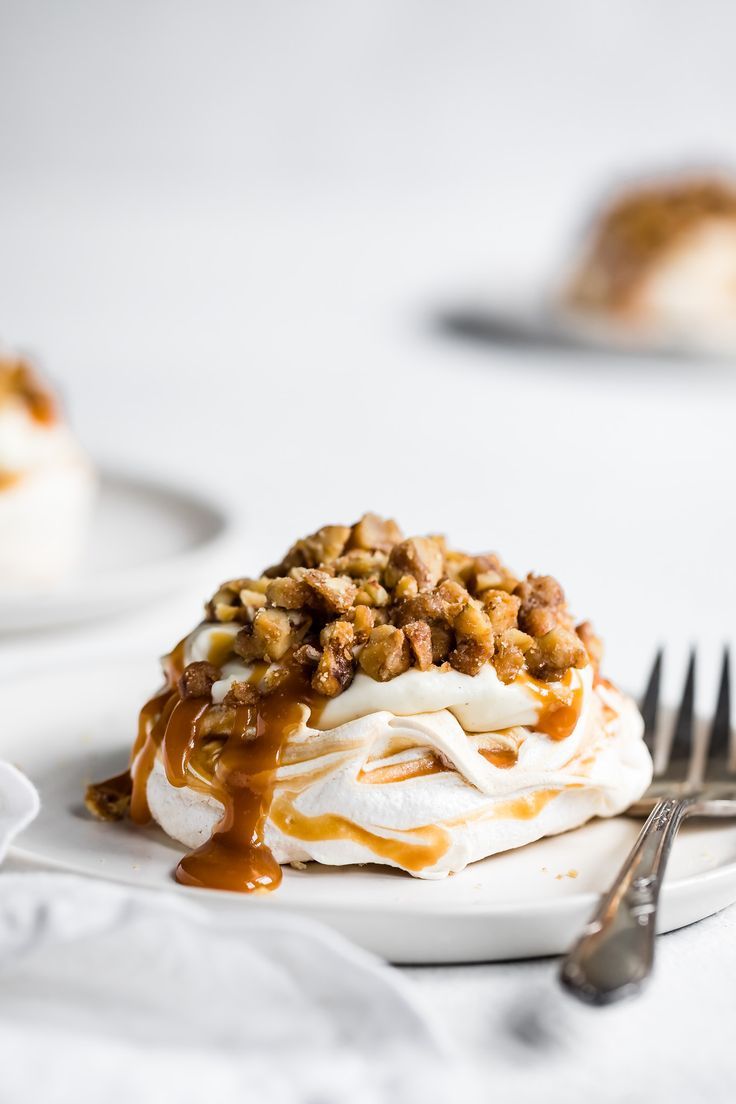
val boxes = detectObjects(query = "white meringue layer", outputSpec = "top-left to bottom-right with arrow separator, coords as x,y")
146,624 -> 652,880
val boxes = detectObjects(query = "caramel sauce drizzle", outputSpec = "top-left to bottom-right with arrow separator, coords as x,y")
479,746 -> 518,769
357,751 -> 445,785
270,794 -> 449,873
175,673 -> 309,893
523,671 -> 584,742
129,638 -> 331,894
489,787 -> 562,821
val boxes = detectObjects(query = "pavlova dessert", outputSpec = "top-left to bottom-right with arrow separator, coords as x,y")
0,355 -> 95,586
563,174 -> 736,350
86,515 -> 652,893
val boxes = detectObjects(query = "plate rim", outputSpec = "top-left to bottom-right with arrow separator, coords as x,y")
0,465 -> 235,612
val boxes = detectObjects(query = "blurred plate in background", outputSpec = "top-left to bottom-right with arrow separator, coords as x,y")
439,281 -> 736,360
0,470 -> 233,632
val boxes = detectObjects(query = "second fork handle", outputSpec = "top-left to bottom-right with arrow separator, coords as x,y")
559,795 -> 695,1005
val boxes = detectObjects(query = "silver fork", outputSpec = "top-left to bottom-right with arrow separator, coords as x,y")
560,647 -> 734,1005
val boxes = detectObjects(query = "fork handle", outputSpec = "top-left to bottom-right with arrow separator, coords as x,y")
559,796 -> 694,1005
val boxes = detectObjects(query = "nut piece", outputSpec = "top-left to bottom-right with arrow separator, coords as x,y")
526,627 -> 587,681
261,663 -> 292,694
429,621 -> 453,664
576,621 -> 603,668
492,630 -> 528,684
393,574 -> 418,601
358,625 -> 411,682
301,569 -> 357,614
354,578 -> 390,608
450,603 -> 494,675
266,576 -> 311,609
179,661 -> 221,699
350,604 -> 375,643
467,554 -> 503,594
444,549 -> 475,585
348,513 -> 403,553
333,548 -> 388,578
222,680 -> 261,707
293,643 -> 321,667
483,589 -> 521,633
514,574 -> 565,636
403,620 -> 433,670
207,578 -> 266,623
384,538 -> 444,591
238,608 -> 311,662
233,589 -> 267,622
437,579 -> 470,621
304,524 -> 351,565
84,773 -> 132,821
312,621 -> 356,697
393,590 -> 446,627
268,524 -> 351,574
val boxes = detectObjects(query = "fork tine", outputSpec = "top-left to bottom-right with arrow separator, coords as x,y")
640,648 -> 663,757
669,649 -> 696,767
706,646 -> 731,766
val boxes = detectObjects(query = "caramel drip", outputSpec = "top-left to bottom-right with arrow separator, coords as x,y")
522,672 -> 584,742
270,794 -> 449,873
162,699 -> 211,784
357,752 -> 445,785
479,746 -> 518,769
175,665 -> 319,894
129,638 -> 187,824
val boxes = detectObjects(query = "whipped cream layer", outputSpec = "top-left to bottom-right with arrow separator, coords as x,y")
0,399 -> 96,586
146,624 -> 652,880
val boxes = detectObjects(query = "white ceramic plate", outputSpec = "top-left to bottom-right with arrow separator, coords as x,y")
0,470 -> 232,631
6,657 -> 736,964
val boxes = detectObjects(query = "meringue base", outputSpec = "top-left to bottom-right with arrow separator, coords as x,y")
146,686 -> 651,881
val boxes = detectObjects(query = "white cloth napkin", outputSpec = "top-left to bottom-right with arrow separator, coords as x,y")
0,872 -> 474,1104
4,760 -> 736,1104
0,761 -> 39,862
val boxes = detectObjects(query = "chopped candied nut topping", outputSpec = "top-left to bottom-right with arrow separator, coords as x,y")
347,512 -> 402,553
514,574 -> 565,635
359,625 -> 411,682
223,680 -> 261,707
384,538 -> 444,591
526,628 -> 587,682
84,773 -> 132,822
576,621 -> 603,670
203,514 -> 592,695
313,620 -> 355,697
179,661 -> 221,699
403,620 -> 433,671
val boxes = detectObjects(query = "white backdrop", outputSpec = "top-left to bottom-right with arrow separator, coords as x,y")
1,0 -> 735,703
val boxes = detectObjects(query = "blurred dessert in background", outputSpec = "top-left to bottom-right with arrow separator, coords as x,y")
86,514 -> 651,893
564,174 -> 736,349
0,355 -> 95,587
